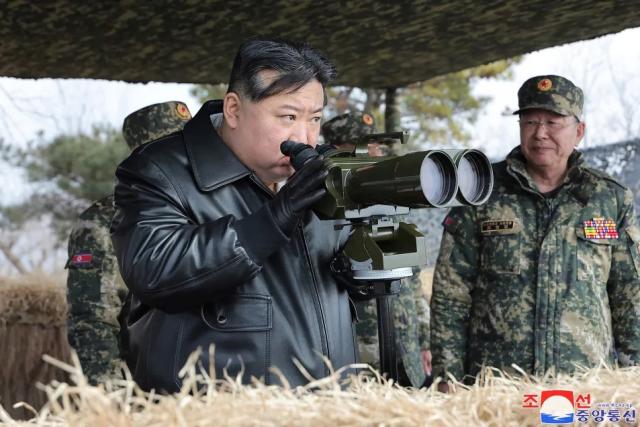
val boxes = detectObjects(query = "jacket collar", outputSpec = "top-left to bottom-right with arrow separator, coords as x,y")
183,100 -> 251,191
505,146 -> 590,204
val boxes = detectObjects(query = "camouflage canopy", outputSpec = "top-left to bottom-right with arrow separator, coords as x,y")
1,1 -> 639,87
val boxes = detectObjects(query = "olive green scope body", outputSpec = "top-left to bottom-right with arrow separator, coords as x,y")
314,131 -> 494,220
281,132 -> 494,278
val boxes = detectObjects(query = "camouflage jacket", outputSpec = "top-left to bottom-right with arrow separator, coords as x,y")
355,272 -> 430,387
66,194 -> 127,383
431,147 -> 640,381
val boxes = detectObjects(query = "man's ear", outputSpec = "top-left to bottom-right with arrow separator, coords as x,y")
223,92 -> 242,129
575,121 -> 586,147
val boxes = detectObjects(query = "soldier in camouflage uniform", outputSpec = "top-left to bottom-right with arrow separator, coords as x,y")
322,112 -> 432,387
431,75 -> 640,388
321,111 -> 391,156
66,101 -> 192,384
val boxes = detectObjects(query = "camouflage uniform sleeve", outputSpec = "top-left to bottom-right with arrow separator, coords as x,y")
607,188 -> 640,367
430,206 -> 479,380
66,210 -> 126,383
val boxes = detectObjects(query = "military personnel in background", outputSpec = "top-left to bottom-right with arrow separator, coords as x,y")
431,75 -> 640,391
322,112 -> 432,387
66,101 -> 192,384
321,111 -> 390,156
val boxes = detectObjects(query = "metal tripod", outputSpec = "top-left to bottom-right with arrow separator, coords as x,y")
357,279 -> 401,381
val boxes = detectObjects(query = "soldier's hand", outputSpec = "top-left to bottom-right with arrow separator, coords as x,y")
268,155 -> 327,236
422,350 -> 432,375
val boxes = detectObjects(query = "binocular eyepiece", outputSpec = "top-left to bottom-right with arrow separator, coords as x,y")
281,140 -> 325,170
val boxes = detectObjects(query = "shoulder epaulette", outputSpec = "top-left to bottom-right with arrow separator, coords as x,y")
582,167 -> 629,191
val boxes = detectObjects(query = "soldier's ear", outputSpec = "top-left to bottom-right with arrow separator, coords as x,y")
223,92 -> 241,129
575,121 -> 586,147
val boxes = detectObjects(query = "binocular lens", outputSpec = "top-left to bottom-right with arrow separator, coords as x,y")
456,151 -> 493,205
419,152 -> 457,207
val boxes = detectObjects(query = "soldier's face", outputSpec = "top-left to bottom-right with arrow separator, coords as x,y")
519,109 -> 585,174
227,73 -> 324,187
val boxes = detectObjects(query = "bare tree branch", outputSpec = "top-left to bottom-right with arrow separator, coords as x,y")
0,239 -> 28,274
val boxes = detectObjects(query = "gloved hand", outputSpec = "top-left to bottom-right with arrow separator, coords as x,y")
268,144 -> 328,235
235,142 -> 328,263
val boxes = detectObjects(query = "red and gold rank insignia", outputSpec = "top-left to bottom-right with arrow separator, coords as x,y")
176,103 -> 191,120
362,113 -> 374,126
537,78 -> 553,91
583,217 -> 618,239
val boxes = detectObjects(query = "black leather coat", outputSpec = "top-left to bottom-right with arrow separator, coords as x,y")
111,100 -> 357,392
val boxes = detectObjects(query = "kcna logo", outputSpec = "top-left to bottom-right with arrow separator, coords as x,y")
522,389 -> 637,425
538,390 -> 575,424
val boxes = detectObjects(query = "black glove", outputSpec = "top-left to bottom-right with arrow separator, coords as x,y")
268,154 -> 327,235
235,141 -> 328,264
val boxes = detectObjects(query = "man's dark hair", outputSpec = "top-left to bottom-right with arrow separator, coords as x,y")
227,38 -> 336,103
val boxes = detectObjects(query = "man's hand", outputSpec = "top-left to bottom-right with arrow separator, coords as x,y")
421,350 -> 432,375
268,156 -> 327,235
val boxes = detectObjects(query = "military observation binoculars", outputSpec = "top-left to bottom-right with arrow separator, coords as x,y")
282,131 -> 494,382
285,132 -> 492,218
281,131 -> 494,279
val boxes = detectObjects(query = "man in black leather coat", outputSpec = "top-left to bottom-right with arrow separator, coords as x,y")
111,39 -> 358,392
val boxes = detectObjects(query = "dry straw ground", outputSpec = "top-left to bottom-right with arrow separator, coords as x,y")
0,348 -> 638,427
1,271 -> 637,426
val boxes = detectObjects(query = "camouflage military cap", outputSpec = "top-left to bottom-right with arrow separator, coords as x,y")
322,112 -> 376,146
122,101 -> 192,149
513,75 -> 583,119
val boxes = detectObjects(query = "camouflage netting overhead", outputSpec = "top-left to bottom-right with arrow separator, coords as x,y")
1,0 -> 639,87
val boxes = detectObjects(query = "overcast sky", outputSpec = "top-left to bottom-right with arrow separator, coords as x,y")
1,26 -> 639,204
472,26 -> 640,158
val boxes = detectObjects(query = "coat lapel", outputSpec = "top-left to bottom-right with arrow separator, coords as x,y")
183,100 -> 251,192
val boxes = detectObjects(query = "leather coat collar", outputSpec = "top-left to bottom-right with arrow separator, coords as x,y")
183,100 -> 251,192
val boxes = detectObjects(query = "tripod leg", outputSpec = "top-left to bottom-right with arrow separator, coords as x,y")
376,295 -> 398,382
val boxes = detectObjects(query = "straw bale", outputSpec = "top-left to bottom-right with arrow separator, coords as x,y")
1,350 -> 638,427
0,273 -> 71,420
0,273 -> 67,326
